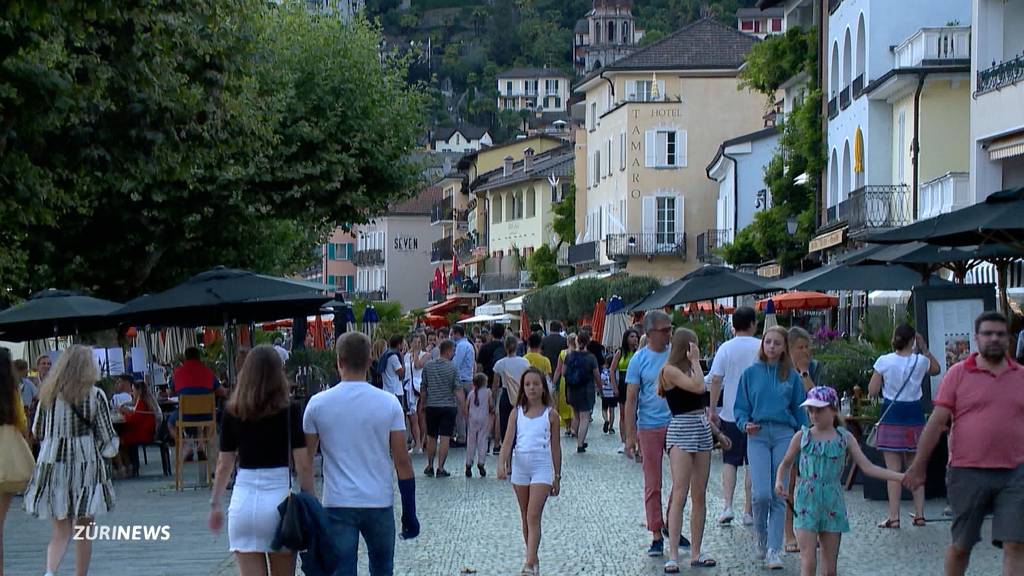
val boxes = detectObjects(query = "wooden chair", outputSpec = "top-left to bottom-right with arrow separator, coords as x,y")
175,394 -> 217,491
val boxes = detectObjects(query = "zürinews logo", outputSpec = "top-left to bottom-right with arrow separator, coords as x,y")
73,523 -> 172,541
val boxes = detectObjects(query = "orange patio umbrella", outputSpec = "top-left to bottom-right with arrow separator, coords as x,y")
591,298 -> 607,343
757,291 -> 839,312
312,315 -> 326,349
683,301 -> 736,315
520,307 -> 530,341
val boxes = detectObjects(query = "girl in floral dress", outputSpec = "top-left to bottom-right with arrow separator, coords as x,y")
775,386 -> 904,576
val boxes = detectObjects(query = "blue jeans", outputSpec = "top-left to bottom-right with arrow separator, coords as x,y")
326,507 -> 396,576
746,422 -> 795,553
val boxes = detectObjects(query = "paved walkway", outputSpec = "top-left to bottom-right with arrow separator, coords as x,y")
5,430 -> 1004,575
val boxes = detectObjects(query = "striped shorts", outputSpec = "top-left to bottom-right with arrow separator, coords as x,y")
666,410 -> 713,453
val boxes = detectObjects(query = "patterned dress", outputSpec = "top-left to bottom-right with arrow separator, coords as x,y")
793,426 -> 850,533
24,387 -> 118,519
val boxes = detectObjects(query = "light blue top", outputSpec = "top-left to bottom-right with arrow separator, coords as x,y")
452,336 -> 476,383
733,360 -> 808,431
625,346 -> 672,430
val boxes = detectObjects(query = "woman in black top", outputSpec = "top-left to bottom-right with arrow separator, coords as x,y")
209,345 -> 314,576
657,328 -> 726,571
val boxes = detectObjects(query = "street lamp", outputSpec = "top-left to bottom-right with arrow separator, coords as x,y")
786,217 -> 799,235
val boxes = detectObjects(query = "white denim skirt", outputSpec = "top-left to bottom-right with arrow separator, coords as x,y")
228,467 -> 290,553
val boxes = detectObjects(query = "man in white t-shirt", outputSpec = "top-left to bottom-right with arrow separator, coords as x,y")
273,337 -> 290,364
709,306 -> 761,526
381,334 -> 408,407
303,332 -> 419,575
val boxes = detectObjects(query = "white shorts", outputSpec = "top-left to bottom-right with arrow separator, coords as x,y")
228,467 -> 290,553
511,449 -> 553,486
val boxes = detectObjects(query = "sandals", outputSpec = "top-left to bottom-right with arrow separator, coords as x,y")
912,514 -> 927,527
690,554 -> 717,568
877,518 -> 901,529
663,560 -> 680,574
785,543 -> 800,553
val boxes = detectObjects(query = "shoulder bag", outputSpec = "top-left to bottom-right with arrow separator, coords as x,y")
866,354 -> 920,448
0,424 -> 35,492
274,402 -> 307,551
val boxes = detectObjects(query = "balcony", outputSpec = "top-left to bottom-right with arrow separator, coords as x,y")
919,172 -> 970,220
427,285 -> 446,304
567,241 -> 599,267
354,290 -> 385,302
352,249 -> 384,267
852,74 -> 864,98
832,185 -> 912,237
894,27 -> 971,68
480,271 -> 532,293
828,97 -> 838,120
696,229 -> 730,264
978,54 -> 1024,95
555,243 -> 570,267
431,197 -> 455,225
606,232 -> 687,262
430,237 -> 454,264
839,86 -> 850,110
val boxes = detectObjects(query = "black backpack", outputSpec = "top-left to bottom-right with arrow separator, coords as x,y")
564,352 -> 590,389
373,350 -> 398,389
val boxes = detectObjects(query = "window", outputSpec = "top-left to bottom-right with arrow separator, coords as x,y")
343,275 -> 354,291
493,194 -> 503,223
626,80 -> 665,102
589,102 -> 597,130
771,18 -> 783,32
327,243 -> 336,260
504,99 -> 514,110
505,80 -> 512,94
525,187 -> 535,218
595,150 -> 602,184
656,197 -> 677,245
554,96 -> 562,109
897,111 -> 906,184
741,19 -> 754,31
622,21 -> 629,42
515,190 -> 524,219
506,192 -> 516,221
606,139 -> 612,176
619,131 -> 626,170
645,129 -> 687,168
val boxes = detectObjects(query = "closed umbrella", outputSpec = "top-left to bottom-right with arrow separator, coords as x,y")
312,315 -> 326,349
0,289 -> 123,342
520,308 -> 530,341
602,295 -> 630,349
591,298 -> 607,343
362,306 -> 380,339
631,266 -> 772,311
763,298 -> 778,330
758,291 -> 839,312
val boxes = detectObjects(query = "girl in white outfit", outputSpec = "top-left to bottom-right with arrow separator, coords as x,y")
498,367 -> 562,576
404,334 -> 429,453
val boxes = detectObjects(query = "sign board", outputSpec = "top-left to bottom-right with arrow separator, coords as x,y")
808,228 -> 846,253
393,236 -> 419,251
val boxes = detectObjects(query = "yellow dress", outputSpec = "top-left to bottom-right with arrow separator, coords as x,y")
556,350 -> 573,426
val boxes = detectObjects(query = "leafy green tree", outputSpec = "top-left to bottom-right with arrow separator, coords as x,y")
527,245 -> 561,288
551,183 -> 576,249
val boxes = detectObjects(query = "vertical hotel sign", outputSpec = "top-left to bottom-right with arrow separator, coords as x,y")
628,104 -> 682,199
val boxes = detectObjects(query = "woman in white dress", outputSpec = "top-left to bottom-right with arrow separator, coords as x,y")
23,345 -> 118,576
404,334 -> 430,453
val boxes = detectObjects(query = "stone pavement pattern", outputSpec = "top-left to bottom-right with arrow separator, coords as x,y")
6,430 -> 1003,575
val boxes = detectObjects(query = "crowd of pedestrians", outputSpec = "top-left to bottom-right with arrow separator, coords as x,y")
0,306 -> 1022,576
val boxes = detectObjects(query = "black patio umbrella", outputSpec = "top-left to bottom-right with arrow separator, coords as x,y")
867,187 -> 1024,248
0,289 -> 123,342
769,263 -> 951,292
629,266 -> 773,311
852,242 -> 1019,281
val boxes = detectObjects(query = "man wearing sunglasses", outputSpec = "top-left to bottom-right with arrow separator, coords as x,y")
904,310 -> 1024,576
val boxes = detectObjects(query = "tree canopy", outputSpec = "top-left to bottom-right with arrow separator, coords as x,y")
0,1 -> 427,304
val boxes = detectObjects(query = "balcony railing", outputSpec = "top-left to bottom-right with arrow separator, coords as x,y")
827,97 -> 838,120
555,243 -> 570,267
480,271 -> 532,293
978,55 -> 1024,95
606,232 -> 687,261
852,74 -> 864,98
427,286 -> 446,304
839,86 -> 851,110
354,290 -> 385,302
696,229 -> 730,264
833,185 -> 912,236
567,241 -> 599,266
919,172 -> 970,220
430,197 -> 455,225
431,237 -> 454,264
352,249 -> 384,267
894,26 -> 971,68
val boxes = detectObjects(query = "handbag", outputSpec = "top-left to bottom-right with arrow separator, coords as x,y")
68,397 -> 119,459
866,354 -> 920,448
274,402 -> 308,551
0,425 -> 35,493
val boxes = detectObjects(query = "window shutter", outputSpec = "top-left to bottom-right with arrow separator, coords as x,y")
328,243 -> 335,260
677,130 -> 688,167
645,130 -> 656,167
626,80 -> 637,102
620,132 -> 626,170
607,139 -> 613,176
674,195 -> 684,242
642,196 -> 656,234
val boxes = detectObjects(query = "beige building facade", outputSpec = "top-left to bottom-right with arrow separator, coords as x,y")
573,19 -> 766,282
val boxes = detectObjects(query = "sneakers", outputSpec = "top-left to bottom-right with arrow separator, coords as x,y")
765,549 -> 784,570
617,444 -> 626,454
577,446 -> 586,453
608,426 -> 615,435
647,538 -> 665,557
603,421 -> 609,433
478,464 -> 486,477
435,469 -> 451,478
717,506 -> 734,524
465,465 -> 472,478
662,528 -> 690,548
755,539 -> 767,562
423,466 -> 434,478
742,512 -> 754,526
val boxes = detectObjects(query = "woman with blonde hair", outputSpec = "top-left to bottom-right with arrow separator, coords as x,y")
552,333 -> 577,434
23,345 -> 118,576
209,345 -> 314,576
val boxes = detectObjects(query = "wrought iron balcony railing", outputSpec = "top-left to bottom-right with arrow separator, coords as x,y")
839,86 -> 851,110
430,197 -> 455,225
479,271 -> 532,293
834,185 -> 912,236
605,232 -> 687,261
852,74 -> 864,98
352,249 -> 384,267
430,237 -> 454,264
977,55 -> 1024,95
696,229 -> 730,264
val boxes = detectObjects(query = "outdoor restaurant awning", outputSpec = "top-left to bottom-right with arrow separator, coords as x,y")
0,289 -> 123,342
629,266 -> 772,311
424,297 -> 473,316
769,263 -> 950,292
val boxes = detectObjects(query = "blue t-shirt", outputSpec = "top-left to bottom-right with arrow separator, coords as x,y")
625,346 -> 672,430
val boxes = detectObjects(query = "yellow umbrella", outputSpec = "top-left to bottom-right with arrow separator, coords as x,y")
854,127 -> 864,173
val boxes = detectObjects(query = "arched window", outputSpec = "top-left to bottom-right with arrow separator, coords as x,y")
595,21 -> 601,44
507,191 -> 516,220
829,149 -> 839,208
493,193 -> 503,223
608,21 -> 615,43
830,41 -> 840,96
526,187 -> 536,218
843,28 -> 853,89
842,141 -> 852,201
622,21 -> 629,43
515,190 -> 524,219
855,14 -> 866,82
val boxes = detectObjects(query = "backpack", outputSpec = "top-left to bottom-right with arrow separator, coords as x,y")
564,352 -> 591,389
373,350 -> 398,389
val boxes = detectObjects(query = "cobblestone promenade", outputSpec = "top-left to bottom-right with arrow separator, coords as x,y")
6,429 -> 1003,575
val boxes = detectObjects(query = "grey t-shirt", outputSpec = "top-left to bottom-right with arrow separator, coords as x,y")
422,358 -> 460,408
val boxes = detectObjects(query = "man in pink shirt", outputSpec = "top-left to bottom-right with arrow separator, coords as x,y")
905,311 -> 1024,576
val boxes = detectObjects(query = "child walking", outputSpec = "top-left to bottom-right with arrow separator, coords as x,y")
498,367 -> 562,576
775,386 -> 905,576
599,355 -> 617,435
466,373 -> 493,478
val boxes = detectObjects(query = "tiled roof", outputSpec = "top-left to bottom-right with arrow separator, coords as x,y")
434,125 -> 490,142
392,185 -> 442,216
585,18 -> 758,78
737,7 -> 783,17
497,67 -> 570,79
575,19 -> 589,34
476,145 -> 574,192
